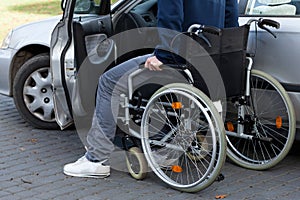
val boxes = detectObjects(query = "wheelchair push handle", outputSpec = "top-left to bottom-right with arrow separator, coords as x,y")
259,19 -> 280,29
187,24 -> 221,36
201,25 -> 222,36
258,19 -> 280,37
247,18 -> 280,38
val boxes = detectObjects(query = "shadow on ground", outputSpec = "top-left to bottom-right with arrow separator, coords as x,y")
290,141 -> 300,155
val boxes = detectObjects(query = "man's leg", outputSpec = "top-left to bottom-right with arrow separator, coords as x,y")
63,54 -> 151,178
85,54 -> 151,162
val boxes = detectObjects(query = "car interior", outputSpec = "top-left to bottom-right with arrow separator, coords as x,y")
113,0 -> 157,34
71,0 -> 112,69
72,0 -> 158,70
111,0 -> 158,65
242,0 -> 299,15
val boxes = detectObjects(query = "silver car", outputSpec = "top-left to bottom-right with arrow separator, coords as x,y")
0,0 -> 299,137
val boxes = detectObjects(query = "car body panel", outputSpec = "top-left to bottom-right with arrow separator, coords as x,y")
239,17 -> 300,85
0,16 -> 61,96
238,0 -> 300,128
0,48 -> 17,95
50,0 -> 113,128
50,0 -> 77,129
9,16 -> 61,50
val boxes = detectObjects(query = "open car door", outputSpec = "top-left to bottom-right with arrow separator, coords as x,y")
50,0 -> 113,129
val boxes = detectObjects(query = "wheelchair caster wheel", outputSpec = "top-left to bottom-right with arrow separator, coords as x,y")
125,147 -> 147,180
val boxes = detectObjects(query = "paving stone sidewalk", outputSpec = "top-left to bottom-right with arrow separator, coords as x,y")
0,94 -> 300,200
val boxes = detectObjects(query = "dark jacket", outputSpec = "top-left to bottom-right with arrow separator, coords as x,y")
154,0 -> 239,64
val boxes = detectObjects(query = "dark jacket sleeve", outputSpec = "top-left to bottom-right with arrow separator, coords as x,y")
154,0 -> 185,64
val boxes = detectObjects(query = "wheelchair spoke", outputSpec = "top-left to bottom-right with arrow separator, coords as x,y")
141,84 -> 226,192
226,70 -> 295,170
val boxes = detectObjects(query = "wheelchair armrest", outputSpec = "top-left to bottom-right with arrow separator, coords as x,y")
139,63 -> 188,70
162,63 -> 188,70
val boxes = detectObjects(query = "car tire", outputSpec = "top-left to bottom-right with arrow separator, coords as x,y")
13,53 -> 59,129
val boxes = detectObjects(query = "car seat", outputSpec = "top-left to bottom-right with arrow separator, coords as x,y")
252,0 -> 296,15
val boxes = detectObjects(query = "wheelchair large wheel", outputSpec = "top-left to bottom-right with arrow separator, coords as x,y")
226,69 -> 296,170
141,83 -> 226,192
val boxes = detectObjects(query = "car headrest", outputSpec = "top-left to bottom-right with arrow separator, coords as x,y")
258,0 -> 291,5
253,4 -> 296,15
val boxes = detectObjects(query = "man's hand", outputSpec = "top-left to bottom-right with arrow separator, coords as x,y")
145,56 -> 163,71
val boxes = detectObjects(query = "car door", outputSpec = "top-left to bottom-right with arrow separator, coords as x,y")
238,0 -> 300,127
50,0 -> 113,129
239,0 -> 300,84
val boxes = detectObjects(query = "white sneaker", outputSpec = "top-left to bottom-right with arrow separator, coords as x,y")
63,156 -> 110,178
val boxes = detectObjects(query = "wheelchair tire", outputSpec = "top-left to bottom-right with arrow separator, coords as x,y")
141,83 -> 226,193
125,147 -> 148,180
226,69 -> 296,170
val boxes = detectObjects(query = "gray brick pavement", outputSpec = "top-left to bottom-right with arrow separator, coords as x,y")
0,94 -> 300,200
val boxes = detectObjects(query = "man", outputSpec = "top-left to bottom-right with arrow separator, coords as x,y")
63,0 -> 239,178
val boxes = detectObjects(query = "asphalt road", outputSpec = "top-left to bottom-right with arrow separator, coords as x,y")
0,94 -> 300,200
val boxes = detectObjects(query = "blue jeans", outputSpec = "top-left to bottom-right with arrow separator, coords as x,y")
85,54 -> 152,163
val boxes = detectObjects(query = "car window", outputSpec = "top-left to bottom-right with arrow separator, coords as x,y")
241,0 -> 300,16
74,0 -> 101,14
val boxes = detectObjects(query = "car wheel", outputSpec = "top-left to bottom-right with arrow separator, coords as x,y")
13,53 -> 59,129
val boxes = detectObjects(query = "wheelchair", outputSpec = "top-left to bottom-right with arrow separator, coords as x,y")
117,18 -> 296,193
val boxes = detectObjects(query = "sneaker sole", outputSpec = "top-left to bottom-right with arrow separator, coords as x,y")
63,170 -> 110,178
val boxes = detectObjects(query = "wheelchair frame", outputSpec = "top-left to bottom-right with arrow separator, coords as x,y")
117,18 -> 296,193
